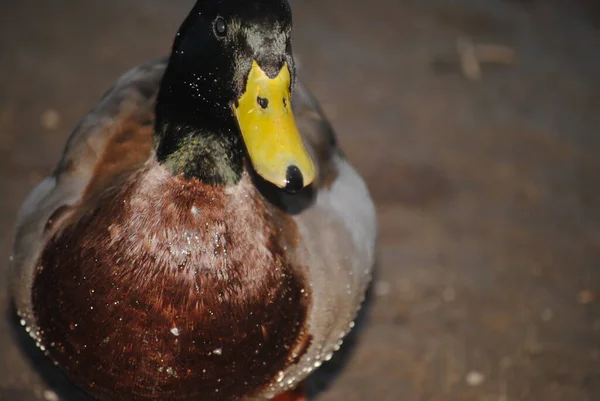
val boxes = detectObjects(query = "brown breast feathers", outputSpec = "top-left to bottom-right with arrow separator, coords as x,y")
32,166 -> 310,401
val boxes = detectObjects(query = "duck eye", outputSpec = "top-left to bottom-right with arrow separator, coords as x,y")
214,17 -> 227,37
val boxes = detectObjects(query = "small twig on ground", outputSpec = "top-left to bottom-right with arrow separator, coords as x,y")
456,36 -> 517,81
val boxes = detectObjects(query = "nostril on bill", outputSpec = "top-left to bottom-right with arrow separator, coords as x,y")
257,97 -> 269,109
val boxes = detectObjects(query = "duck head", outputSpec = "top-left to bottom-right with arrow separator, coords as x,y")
155,0 -> 315,193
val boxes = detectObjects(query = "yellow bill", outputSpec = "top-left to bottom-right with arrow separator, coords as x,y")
233,60 -> 315,192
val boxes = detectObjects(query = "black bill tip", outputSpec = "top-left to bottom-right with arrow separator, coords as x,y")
285,165 -> 304,193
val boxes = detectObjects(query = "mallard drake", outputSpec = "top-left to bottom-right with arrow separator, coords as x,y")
9,0 -> 376,400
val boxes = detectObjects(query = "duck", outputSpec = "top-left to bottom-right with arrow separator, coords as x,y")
9,0 -> 376,400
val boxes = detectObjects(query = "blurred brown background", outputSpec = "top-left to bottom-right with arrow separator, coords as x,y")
1,0 -> 599,400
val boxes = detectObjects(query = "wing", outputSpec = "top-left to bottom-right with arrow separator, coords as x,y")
10,58 -> 167,321
292,80 -> 339,188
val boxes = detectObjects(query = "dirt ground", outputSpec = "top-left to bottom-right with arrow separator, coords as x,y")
1,0 -> 599,400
